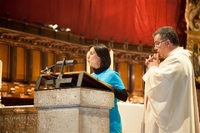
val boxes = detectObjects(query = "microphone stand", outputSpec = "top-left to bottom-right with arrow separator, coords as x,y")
57,57 -> 66,79
35,58 -> 77,90
54,57 -> 73,88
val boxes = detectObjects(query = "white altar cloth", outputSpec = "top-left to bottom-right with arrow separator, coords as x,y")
118,102 -> 144,133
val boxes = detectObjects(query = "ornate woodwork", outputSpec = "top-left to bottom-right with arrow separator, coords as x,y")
185,0 -> 200,117
0,106 -> 37,132
185,0 -> 200,84
0,17 -> 154,105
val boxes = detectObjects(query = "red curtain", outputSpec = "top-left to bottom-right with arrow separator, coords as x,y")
0,0 -> 186,46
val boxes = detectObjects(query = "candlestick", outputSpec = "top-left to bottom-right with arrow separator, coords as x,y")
110,50 -> 114,70
86,53 -> 90,74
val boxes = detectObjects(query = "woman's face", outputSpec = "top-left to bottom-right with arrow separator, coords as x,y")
87,47 -> 101,69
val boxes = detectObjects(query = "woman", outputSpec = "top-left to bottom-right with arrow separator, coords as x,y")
87,43 -> 128,133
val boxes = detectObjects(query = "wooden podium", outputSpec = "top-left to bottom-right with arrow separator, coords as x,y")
35,71 -> 114,91
34,71 -> 114,133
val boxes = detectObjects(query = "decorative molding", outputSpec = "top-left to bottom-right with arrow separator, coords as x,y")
185,0 -> 200,31
0,17 -> 153,62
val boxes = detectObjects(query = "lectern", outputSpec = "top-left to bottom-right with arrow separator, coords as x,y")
34,71 -> 114,133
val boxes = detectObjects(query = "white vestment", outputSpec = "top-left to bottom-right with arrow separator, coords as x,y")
142,47 -> 199,133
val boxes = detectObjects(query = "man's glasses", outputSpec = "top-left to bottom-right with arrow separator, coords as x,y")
154,40 -> 166,47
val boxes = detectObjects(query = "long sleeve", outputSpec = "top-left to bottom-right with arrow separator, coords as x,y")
113,88 -> 128,101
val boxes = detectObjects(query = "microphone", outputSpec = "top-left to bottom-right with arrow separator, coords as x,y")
41,65 -> 55,73
40,59 -> 78,73
55,60 -> 78,66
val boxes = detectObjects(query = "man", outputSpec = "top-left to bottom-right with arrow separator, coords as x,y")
142,26 -> 199,133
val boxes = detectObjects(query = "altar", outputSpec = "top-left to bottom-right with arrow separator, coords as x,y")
118,102 -> 144,133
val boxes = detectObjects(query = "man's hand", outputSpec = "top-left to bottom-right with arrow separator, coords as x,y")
145,53 -> 160,70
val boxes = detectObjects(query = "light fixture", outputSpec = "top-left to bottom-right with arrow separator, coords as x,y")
65,28 -> 71,32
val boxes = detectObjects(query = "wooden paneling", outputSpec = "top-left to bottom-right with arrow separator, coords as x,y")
47,52 -> 55,67
127,63 -> 144,103
16,47 -> 26,81
0,44 -> 9,79
0,42 -> 146,105
0,24 -> 151,105
32,50 -> 41,82
133,64 -> 143,94
118,62 -> 129,89
73,57 -> 85,72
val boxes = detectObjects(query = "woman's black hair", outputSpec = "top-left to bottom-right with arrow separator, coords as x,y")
88,43 -> 111,68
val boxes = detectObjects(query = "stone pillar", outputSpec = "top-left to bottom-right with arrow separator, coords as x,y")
34,87 -> 114,133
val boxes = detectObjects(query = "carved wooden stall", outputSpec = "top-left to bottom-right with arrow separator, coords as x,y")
0,17 -> 154,106
185,0 -> 200,115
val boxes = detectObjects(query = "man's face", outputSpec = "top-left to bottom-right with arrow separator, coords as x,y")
153,34 -> 167,59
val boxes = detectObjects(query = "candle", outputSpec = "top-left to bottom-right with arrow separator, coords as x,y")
110,49 -> 114,70
86,53 -> 90,74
